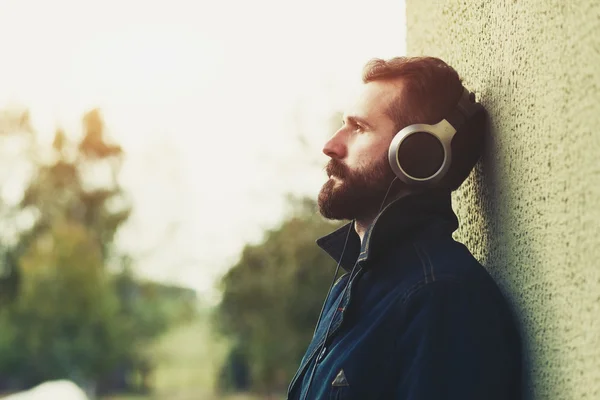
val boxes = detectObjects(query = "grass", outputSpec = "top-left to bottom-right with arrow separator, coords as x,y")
146,316 -> 230,398
101,313 -> 283,399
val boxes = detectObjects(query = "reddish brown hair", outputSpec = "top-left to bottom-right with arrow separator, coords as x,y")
362,56 -> 486,190
363,56 -> 463,130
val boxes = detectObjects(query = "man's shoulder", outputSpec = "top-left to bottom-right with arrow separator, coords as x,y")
379,236 -> 499,303
411,237 -> 486,281
403,237 -> 514,317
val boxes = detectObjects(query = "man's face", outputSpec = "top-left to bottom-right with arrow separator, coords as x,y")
318,80 -> 404,221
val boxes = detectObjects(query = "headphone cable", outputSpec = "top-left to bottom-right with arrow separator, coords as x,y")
300,222 -> 353,400
299,177 -> 398,399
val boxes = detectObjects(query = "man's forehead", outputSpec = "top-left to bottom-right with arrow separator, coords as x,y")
345,80 -> 402,125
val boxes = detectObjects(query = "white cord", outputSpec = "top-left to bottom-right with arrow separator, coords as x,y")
378,177 -> 398,214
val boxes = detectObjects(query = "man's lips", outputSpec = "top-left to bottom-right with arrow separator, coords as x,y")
326,160 -> 348,178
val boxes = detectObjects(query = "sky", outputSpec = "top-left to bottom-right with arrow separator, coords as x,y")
0,0 -> 406,300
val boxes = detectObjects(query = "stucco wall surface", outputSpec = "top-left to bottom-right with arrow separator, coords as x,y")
405,0 -> 599,399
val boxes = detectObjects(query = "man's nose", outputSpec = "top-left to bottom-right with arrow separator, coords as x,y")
322,130 -> 346,159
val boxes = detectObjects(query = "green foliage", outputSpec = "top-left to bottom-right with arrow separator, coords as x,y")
1,222 -> 125,384
0,108 -> 195,393
217,197 -> 342,393
115,268 -> 199,345
0,109 -> 134,389
18,108 -> 130,261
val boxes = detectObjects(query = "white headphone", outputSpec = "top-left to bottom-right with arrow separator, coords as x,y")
388,87 -> 485,186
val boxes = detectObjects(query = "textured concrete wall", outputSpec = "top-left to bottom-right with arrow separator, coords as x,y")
405,1 -> 600,399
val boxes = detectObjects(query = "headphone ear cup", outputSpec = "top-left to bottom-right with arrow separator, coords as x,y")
396,132 -> 445,180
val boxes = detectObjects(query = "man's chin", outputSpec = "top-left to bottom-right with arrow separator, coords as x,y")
317,189 -> 351,221
317,204 -> 346,221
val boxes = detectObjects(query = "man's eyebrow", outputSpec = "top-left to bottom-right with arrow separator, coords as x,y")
345,115 -> 375,130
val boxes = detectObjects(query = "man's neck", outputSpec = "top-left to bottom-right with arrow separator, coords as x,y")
355,219 -> 373,243
354,188 -> 415,243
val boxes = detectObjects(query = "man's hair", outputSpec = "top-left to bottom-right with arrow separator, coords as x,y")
362,56 -> 486,191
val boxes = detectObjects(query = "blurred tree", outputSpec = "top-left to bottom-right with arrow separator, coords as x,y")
0,108 -> 32,137
0,108 -> 35,306
217,196 -> 342,394
1,222 -> 126,387
18,108 -> 130,261
0,108 -> 182,394
0,107 -> 197,395
0,109 -> 133,391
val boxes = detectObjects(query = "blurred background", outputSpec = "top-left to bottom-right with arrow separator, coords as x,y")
0,0 -> 406,398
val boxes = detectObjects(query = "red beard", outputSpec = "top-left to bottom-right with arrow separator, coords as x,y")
318,156 -> 400,221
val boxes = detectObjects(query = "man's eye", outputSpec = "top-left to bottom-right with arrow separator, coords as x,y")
341,119 -> 365,132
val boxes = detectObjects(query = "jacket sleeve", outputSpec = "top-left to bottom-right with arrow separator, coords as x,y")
393,280 -> 521,400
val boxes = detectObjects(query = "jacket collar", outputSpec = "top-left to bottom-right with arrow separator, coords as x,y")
316,189 -> 459,271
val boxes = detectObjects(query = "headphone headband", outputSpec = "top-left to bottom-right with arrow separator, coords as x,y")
445,88 -> 480,131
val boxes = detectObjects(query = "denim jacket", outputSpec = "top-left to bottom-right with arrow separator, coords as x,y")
287,190 -> 522,400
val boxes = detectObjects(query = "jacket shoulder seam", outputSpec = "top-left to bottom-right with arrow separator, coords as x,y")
400,276 -> 464,304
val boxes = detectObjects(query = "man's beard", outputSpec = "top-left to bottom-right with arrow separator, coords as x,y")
317,155 -> 400,221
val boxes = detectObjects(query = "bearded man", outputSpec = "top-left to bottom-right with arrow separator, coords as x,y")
286,57 -> 522,400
